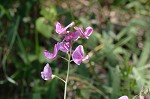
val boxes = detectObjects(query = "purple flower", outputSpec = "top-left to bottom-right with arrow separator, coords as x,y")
74,26 -> 93,39
44,44 -> 58,60
118,96 -> 129,99
55,22 -> 74,34
41,63 -> 52,80
144,96 -> 148,99
57,41 -> 72,53
72,45 -> 88,65
64,31 -> 80,41
140,96 -> 148,99
44,41 -> 72,60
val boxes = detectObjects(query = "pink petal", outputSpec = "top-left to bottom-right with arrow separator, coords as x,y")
55,22 -> 74,34
64,22 -> 74,30
84,26 -> 93,38
55,22 -> 64,34
145,96 -> 148,99
140,96 -> 144,99
144,96 -> 148,99
74,26 -> 81,31
82,55 -> 89,62
64,31 -> 80,41
140,96 -> 148,99
72,45 -> 87,65
74,26 -> 83,33
41,63 -> 52,80
72,31 -> 80,41
74,26 -> 93,39
57,41 -> 71,53
118,96 -> 129,99
44,44 -> 58,60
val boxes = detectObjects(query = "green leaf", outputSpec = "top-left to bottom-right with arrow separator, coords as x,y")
36,17 -> 52,38
137,31 -> 150,67
132,67 -> 145,89
110,66 -> 120,99
40,6 -> 57,22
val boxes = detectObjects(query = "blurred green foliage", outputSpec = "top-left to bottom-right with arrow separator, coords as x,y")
0,0 -> 150,99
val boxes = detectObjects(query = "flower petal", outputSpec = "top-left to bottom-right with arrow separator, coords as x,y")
64,22 -> 74,30
64,31 -> 80,41
118,96 -> 129,99
82,55 -> 89,62
41,63 -> 52,80
140,96 -> 148,99
74,26 -> 93,39
44,44 -> 58,60
83,26 -> 93,38
72,45 -> 87,65
57,41 -> 71,53
73,31 -> 81,41
55,22 -> 65,34
74,26 -> 83,32
55,22 -> 74,34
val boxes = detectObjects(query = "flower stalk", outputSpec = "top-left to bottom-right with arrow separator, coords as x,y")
64,46 -> 72,99
52,75 -> 66,83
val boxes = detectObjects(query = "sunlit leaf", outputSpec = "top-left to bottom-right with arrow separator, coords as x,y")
36,17 -> 52,38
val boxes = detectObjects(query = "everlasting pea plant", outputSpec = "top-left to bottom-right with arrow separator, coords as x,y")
41,22 -> 93,99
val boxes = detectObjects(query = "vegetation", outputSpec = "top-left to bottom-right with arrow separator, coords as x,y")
0,0 -> 150,99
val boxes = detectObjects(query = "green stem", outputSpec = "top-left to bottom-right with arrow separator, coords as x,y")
35,31 -> 39,58
58,55 -> 69,62
64,52 -> 71,99
53,75 -> 66,83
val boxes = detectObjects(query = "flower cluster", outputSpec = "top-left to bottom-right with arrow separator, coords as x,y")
41,22 -> 93,80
